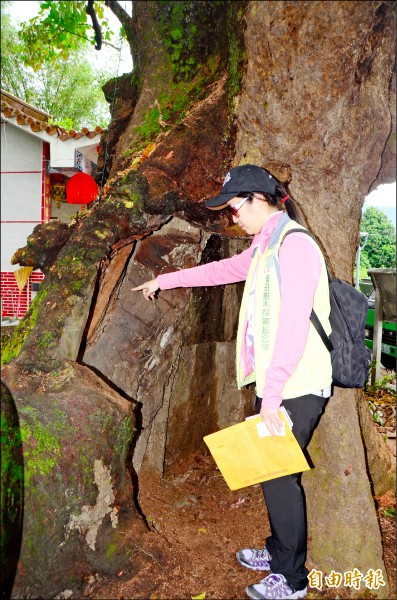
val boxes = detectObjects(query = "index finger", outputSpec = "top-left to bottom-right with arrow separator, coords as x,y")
131,284 -> 144,291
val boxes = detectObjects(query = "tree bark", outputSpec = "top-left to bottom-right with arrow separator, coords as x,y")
1,1 -> 395,597
82,217 -> 254,475
232,1 -> 395,594
356,391 -> 396,496
1,361 -> 141,600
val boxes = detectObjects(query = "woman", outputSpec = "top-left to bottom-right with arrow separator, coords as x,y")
133,164 -> 332,600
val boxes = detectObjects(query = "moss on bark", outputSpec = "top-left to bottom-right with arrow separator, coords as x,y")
1,362 -> 137,599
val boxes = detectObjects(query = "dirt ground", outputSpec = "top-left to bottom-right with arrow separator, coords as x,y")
86,444 -> 396,600
83,372 -> 396,600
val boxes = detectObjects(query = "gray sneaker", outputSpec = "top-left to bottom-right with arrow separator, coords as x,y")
246,573 -> 307,599
236,547 -> 272,571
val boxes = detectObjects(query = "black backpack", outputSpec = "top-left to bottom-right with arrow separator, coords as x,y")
282,229 -> 372,388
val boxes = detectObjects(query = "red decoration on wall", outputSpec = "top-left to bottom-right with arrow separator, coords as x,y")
66,172 -> 98,204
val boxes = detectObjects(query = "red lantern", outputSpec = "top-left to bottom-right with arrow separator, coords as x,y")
66,172 -> 98,204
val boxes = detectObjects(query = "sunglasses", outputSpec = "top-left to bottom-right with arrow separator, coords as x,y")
229,194 -> 251,217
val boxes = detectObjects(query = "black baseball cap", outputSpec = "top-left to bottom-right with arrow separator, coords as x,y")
205,164 -> 277,209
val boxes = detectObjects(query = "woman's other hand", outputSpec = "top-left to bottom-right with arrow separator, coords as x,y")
260,405 -> 283,436
132,278 -> 159,301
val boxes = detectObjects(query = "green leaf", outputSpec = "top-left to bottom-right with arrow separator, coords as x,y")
170,27 -> 183,40
361,206 -> 396,269
1,3 -> 114,130
171,51 -> 181,62
15,0 -> 114,70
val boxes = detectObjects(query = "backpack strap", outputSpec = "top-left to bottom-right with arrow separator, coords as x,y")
309,308 -> 334,352
281,228 -> 334,353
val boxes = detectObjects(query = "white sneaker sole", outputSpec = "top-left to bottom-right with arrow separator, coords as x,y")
245,584 -> 307,599
236,552 -> 271,571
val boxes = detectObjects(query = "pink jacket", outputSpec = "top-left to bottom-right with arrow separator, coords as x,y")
157,212 -> 321,408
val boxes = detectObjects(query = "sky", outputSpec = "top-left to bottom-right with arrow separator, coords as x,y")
363,183 -> 396,228
6,2 -> 397,227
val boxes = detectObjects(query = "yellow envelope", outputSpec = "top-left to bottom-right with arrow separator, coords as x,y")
203,413 -> 310,491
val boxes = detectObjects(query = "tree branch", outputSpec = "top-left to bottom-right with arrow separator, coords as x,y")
86,0 -> 102,50
54,27 -> 121,52
104,0 -> 133,31
104,0 -> 136,59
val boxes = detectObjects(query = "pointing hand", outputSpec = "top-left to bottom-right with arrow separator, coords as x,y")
132,278 -> 159,301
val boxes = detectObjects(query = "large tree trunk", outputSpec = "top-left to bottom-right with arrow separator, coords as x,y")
233,0 -> 396,589
1,1 -> 395,597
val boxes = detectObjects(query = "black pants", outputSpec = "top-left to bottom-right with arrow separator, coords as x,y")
254,393 -> 329,591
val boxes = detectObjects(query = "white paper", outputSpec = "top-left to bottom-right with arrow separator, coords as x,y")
256,420 -> 286,437
247,407 -> 293,438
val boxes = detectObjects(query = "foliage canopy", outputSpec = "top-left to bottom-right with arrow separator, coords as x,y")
18,0 -> 113,70
1,1 -> 118,129
361,206 -> 396,270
